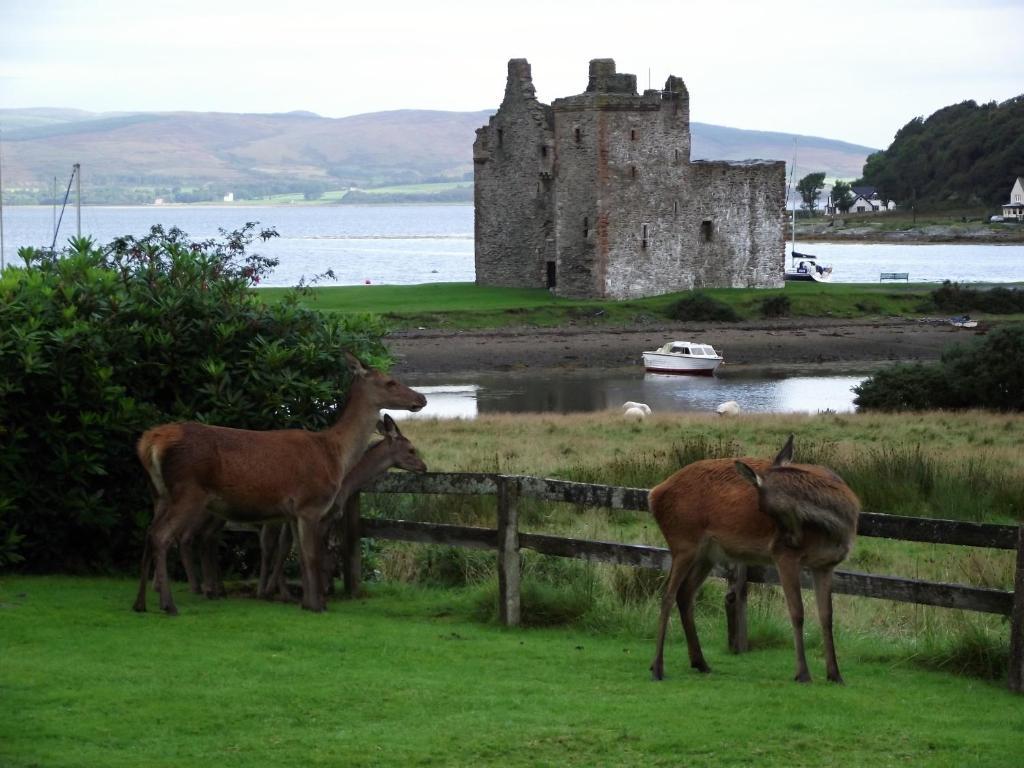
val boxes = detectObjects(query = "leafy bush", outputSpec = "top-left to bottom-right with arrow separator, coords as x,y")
665,292 -> 739,322
930,281 -> 1024,314
759,294 -> 791,318
854,324 -> 1024,411
0,225 -> 389,571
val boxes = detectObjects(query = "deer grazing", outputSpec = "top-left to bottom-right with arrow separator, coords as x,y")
258,413 -> 427,600
132,353 -> 426,615
649,435 -> 860,683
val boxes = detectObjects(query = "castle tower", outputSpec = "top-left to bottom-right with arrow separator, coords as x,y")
551,59 -> 693,297
473,59 -> 555,288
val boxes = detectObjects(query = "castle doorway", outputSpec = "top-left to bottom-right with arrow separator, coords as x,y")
546,261 -> 557,288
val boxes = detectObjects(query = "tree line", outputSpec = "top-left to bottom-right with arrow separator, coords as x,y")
857,95 -> 1024,209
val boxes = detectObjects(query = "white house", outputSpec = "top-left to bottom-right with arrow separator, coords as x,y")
827,185 -> 896,214
1002,177 -> 1024,222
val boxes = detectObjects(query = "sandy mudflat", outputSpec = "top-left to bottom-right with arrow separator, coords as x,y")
387,317 -> 981,377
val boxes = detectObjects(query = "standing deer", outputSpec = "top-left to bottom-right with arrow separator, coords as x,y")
258,413 -> 427,600
132,352 -> 426,615
649,435 -> 859,683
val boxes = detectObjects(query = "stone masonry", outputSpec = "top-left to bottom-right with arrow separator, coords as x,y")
474,59 -> 785,299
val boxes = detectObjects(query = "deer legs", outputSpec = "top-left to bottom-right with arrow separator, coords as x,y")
296,516 -> 327,612
813,568 -> 843,683
775,553 -> 811,683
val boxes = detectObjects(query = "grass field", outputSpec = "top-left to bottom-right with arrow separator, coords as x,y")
259,281 -> 956,331
2,577 -> 1022,768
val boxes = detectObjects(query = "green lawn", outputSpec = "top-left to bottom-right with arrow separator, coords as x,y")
1,577 -> 1021,767
259,281 -> 956,331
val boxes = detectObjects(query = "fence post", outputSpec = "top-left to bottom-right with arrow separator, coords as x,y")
725,564 -> 750,653
496,476 -> 521,627
1009,524 -> 1024,694
342,491 -> 362,597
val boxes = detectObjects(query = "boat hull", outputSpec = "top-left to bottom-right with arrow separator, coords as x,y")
642,353 -> 723,376
784,270 -> 832,282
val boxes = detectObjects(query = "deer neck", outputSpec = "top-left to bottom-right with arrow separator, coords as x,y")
338,441 -> 393,498
325,384 -> 381,478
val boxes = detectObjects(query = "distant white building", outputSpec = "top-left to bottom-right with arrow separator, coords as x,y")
827,185 -> 895,214
223,192 -> 234,203
1002,177 -> 1024,222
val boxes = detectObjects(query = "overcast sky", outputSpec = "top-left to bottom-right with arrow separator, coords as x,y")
3,0 -> 1021,149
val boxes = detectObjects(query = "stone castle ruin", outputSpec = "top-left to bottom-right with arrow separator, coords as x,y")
473,59 -> 786,299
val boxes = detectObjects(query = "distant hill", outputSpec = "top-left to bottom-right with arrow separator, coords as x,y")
0,107 -> 875,204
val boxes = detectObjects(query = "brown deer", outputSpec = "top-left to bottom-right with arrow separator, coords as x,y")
132,353 -> 426,615
258,413 -> 427,600
649,435 -> 860,683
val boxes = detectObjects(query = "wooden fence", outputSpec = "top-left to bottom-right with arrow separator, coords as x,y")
327,472 -> 1024,692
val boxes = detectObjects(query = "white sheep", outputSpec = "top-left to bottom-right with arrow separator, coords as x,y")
715,400 -> 741,416
621,401 -> 652,416
623,406 -> 648,422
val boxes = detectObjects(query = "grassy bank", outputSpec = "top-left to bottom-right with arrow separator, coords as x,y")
262,281 -> 945,331
2,576 -> 1022,768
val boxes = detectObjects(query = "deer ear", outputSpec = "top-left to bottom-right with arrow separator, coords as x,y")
734,461 -> 762,488
345,351 -> 369,378
375,419 -> 387,436
773,434 -> 795,467
380,413 -> 400,438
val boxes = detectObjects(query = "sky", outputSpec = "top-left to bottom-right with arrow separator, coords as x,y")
2,0 -> 1022,149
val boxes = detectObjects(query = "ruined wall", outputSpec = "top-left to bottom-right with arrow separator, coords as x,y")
683,161 -> 787,290
473,59 -> 555,288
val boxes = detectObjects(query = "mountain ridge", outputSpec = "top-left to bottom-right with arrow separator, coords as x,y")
0,107 -> 875,203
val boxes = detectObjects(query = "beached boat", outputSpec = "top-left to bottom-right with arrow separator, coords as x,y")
949,315 -> 978,328
642,341 -> 724,376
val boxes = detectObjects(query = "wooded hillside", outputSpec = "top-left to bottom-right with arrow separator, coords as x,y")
857,96 -> 1024,209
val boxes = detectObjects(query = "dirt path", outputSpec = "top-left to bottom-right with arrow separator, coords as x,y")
387,317 -> 980,376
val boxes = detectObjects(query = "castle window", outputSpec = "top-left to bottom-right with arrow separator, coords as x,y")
630,129 -> 637,141
630,165 -> 637,179
574,126 -> 581,143
497,128 -> 503,148
540,145 -> 547,158
583,217 -> 589,238
641,223 -> 649,249
700,219 -> 713,242
673,200 -> 679,215
674,149 -> 679,162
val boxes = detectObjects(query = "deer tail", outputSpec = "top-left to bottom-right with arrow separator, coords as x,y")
137,432 -> 169,498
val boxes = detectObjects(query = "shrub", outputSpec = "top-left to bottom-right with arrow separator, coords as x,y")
0,225 -> 390,571
854,324 -> 1024,411
930,281 -> 1024,314
759,294 -> 791,318
664,292 -> 739,322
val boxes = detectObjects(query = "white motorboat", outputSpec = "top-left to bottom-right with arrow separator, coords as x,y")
642,341 -> 724,376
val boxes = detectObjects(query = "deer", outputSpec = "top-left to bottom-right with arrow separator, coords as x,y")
258,413 -> 427,601
648,435 -> 860,684
132,352 -> 427,615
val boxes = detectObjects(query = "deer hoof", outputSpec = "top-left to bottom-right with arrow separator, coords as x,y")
650,662 -> 665,681
828,673 -> 845,685
692,661 -> 711,674
794,671 -> 812,683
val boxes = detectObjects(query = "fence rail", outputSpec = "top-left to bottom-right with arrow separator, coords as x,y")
232,471 -> 1024,692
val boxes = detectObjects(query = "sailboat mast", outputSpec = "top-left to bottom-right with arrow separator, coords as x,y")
75,163 -> 81,237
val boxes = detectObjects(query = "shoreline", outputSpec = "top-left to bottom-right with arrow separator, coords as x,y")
387,317 -> 979,377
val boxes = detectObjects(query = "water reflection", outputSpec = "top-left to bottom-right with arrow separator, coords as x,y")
386,372 -> 866,421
